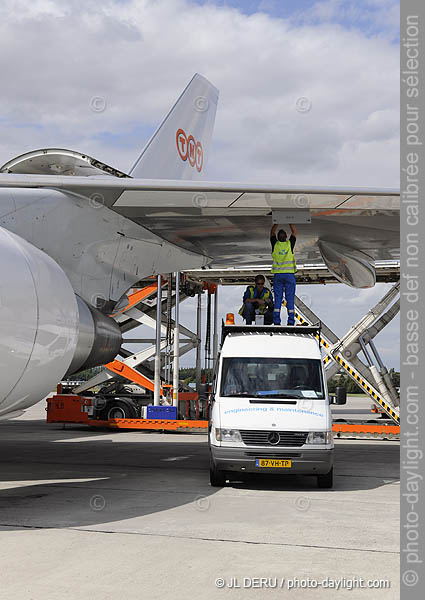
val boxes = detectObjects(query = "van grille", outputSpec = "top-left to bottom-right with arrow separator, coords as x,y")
244,451 -> 302,458
239,430 -> 308,447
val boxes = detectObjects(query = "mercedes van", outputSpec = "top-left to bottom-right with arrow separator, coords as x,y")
209,324 -> 338,488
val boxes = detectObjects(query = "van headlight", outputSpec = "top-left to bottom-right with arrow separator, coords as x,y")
215,428 -> 242,442
306,431 -> 333,444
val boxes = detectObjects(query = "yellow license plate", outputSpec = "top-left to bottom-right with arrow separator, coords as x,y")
255,459 -> 292,468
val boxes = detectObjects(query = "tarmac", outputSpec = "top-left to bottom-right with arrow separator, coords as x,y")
0,399 -> 399,599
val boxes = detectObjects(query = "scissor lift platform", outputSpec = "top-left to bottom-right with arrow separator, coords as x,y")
46,393 -> 208,431
332,421 -> 399,440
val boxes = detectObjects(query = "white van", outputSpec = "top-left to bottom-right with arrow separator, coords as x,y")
209,324 -> 339,488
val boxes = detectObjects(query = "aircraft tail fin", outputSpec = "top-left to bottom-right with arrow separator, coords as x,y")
129,73 -> 219,180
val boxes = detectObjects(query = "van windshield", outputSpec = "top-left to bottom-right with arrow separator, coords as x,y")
220,357 -> 324,399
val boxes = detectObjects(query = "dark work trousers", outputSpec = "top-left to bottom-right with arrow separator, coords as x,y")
242,301 -> 274,325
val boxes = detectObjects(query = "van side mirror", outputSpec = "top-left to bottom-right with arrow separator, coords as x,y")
330,386 -> 347,405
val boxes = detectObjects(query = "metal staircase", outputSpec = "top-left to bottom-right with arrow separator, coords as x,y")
286,283 -> 400,424
74,277 -> 200,399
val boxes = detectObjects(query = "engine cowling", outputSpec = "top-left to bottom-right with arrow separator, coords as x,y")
66,295 -> 122,375
0,228 -> 121,418
318,240 -> 376,288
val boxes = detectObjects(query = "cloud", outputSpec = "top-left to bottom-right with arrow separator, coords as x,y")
0,0 -> 399,187
1,0 -> 399,368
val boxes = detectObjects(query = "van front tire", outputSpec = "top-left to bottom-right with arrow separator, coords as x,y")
317,467 -> 333,489
210,457 -> 226,487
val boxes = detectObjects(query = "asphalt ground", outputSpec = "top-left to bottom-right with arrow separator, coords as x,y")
0,399 -> 399,599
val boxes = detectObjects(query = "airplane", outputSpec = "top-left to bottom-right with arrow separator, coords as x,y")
0,73 -> 399,419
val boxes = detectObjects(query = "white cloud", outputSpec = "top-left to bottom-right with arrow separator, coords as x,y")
0,0 -> 399,187
1,0 -> 400,368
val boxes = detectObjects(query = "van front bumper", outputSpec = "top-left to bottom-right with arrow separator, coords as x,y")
210,445 -> 333,475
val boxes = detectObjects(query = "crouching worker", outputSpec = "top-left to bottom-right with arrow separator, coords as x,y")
239,274 -> 274,325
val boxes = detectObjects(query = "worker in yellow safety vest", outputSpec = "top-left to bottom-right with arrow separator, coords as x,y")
239,274 -> 274,325
270,223 -> 297,325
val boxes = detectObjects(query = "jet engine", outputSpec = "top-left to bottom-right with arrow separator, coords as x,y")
0,228 -> 122,418
318,240 -> 376,288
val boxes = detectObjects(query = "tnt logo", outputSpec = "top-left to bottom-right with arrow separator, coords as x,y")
176,128 -> 203,172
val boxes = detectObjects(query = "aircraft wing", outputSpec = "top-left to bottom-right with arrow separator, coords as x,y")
0,174 -> 400,287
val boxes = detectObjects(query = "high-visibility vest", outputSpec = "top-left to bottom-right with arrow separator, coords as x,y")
271,240 -> 297,274
239,286 -> 272,315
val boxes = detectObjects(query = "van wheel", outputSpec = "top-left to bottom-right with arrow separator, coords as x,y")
317,467 -> 333,489
210,458 -> 226,487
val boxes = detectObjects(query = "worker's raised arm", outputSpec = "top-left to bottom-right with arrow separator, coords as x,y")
271,224 -> 278,237
289,224 -> 296,237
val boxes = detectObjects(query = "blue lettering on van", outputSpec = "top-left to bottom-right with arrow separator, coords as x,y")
222,407 -> 324,417
223,407 -> 268,415
275,407 -> 324,417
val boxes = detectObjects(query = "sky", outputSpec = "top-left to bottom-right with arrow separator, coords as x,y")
0,0 -> 400,368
